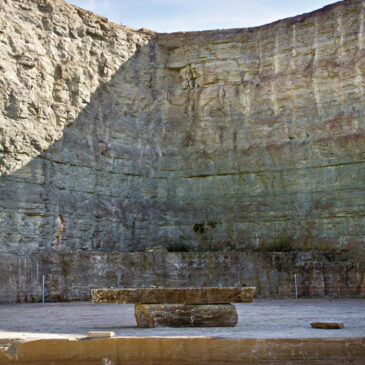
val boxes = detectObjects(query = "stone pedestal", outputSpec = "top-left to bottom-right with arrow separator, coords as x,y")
135,304 -> 238,328
92,287 -> 254,328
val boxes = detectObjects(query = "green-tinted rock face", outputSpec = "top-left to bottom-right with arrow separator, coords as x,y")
0,0 -> 364,302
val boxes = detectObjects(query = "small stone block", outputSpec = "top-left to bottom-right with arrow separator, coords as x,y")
135,304 -> 238,328
311,322 -> 344,329
87,331 -> 115,338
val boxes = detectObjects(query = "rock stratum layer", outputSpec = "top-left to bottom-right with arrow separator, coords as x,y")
1,251 -> 364,303
0,0 -> 364,301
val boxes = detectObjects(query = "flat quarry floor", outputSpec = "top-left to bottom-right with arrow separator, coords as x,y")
0,299 -> 364,340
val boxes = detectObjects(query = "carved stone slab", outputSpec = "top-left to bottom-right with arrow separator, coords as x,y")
311,322 -> 344,329
91,287 -> 255,304
135,304 -> 238,328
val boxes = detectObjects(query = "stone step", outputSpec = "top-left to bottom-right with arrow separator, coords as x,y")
91,287 -> 255,304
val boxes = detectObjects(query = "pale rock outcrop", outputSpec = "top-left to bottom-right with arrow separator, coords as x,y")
0,0 -> 152,174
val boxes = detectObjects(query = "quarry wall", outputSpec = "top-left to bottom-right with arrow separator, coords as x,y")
0,0 -> 364,301
155,3 -> 365,252
1,251 -> 364,303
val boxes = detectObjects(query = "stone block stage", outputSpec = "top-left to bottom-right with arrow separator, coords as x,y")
0,300 -> 364,364
91,287 -> 255,304
92,287 -> 254,327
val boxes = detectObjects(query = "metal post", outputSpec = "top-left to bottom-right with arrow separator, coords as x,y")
117,273 -> 121,289
42,275 -> 45,303
294,274 -> 298,299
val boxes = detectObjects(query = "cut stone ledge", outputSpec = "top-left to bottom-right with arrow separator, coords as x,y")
91,287 -> 255,304
135,304 -> 238,328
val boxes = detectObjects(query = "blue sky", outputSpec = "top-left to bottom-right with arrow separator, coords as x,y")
68,0 -> 337,32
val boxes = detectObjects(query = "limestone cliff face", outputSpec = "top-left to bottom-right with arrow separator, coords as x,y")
0,0 -> 152,174
155,1 -> 365,252
0,0 -> 364,258
0,0 -> 161,253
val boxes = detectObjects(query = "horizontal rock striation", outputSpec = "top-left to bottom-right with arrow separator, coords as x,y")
1,251 -> 363,303
0,0 -> 161,254
154,0 -> 365,252
0,0 -> 364,301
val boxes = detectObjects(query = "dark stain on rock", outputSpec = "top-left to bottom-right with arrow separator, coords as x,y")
193,223 -> 205,234
184,130 -> 195,147
193,221 -> 218,234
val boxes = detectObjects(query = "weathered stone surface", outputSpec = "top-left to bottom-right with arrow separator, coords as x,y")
0,0 -> 364,303
311,322 -> 345,329
0,336 -> 364,365
0,0 -> 153,175
0,0 -> 364,258
0,0 -> 159,256
1,251 -> 364,303
92,287 -> 255,304
134,304 -> 238,327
